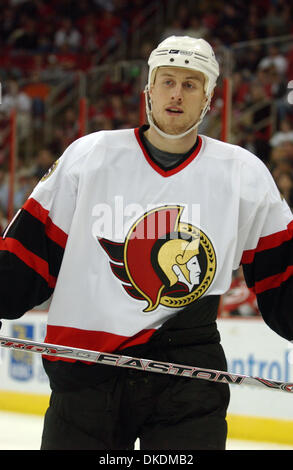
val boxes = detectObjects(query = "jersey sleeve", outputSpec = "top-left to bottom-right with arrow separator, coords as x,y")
240,162 -> 293,341
0,141 -> 80,319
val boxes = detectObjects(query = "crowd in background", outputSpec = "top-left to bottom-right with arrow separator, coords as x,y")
0,0 -> 293,316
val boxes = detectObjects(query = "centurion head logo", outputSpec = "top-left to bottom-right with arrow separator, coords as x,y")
98,205 -> 216,313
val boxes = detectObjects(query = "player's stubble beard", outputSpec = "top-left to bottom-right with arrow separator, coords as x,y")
158,117 -> 198,137
151,100 -> 203,137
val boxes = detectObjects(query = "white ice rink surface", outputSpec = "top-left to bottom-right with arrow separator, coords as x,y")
1,411 -> 293,451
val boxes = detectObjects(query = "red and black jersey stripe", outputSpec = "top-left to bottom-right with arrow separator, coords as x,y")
0,197 -> 67,318
241,220 -> 293,340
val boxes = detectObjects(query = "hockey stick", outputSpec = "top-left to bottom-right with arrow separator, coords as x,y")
1,335 -> 293,393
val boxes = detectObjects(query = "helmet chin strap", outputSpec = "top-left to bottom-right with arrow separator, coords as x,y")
144,86 -> 210,140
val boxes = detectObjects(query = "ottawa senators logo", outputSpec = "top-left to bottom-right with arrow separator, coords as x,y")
98,205 -> 216,313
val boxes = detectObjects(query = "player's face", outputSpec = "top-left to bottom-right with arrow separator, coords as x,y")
149,67 -> 207,137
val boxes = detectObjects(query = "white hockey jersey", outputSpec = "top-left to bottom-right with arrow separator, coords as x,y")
1,126 -> 293,359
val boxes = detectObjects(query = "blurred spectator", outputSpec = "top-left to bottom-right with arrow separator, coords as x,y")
97,9 -> 122,39
0,165 -> 36,216
243,4 -> 266,40
176,4 -> 189,29
274,171 -> 293,209
1,80 -> 31,114
258,45 -> 288,77
257,62 -> 289,126
95,9 -> 123,57
239,128 -> 262,157
35,29 -> 55,55
137,40 -> 154,61
88,92 -> 139,132
54,43 -> 80,71
235,45 -> 264,77
260,4 -> 291,37
184,16 -> 210,40
8,15 -> 39,51
94,0 -> 115,11
270,139 -> 293,188
39,54 -> 70,82
231,72 -> 250,113
268,64 -> 289,98
220,267 -> 259,317
124,104 -> 140,128
241,83 -> 273,162
14,167 -> 36,210
81,18 -> 99,54
0,7 -> 18,44
88,96 -> 114,132
48,126 -> 69,155
54,18 -> 82,52
270,118 -> 293,148
109,95 -> 127,128
62,108 -> 79,145
31,148 -> 55,180
34,1 -> 55,22
1,79 -> 32,141
22,71 -> 51,127
45,107 -> 79,152
218,4 -> 243,44
160,18 -> 187,41
272,138 -> 293,164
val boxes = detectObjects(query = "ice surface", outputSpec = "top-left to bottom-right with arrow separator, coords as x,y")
1,411 -> 293,450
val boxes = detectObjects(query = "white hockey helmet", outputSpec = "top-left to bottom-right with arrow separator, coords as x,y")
145,35 -> 220,139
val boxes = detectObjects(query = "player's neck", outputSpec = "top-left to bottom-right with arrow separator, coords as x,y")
145,126 -> 198,154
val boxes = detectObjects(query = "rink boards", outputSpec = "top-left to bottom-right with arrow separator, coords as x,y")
0,311 -> 293,445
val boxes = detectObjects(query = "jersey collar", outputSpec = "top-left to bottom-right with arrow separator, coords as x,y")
134,125 -> 202,177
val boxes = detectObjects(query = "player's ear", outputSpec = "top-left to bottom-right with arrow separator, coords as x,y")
149,83 -> 154,97
148,69 -> 158,98
201,94 -> 208,110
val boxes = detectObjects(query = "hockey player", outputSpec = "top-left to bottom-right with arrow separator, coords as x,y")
0,36 -> 293,450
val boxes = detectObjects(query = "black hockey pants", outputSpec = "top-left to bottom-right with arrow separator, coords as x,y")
40,347 -> 230,450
